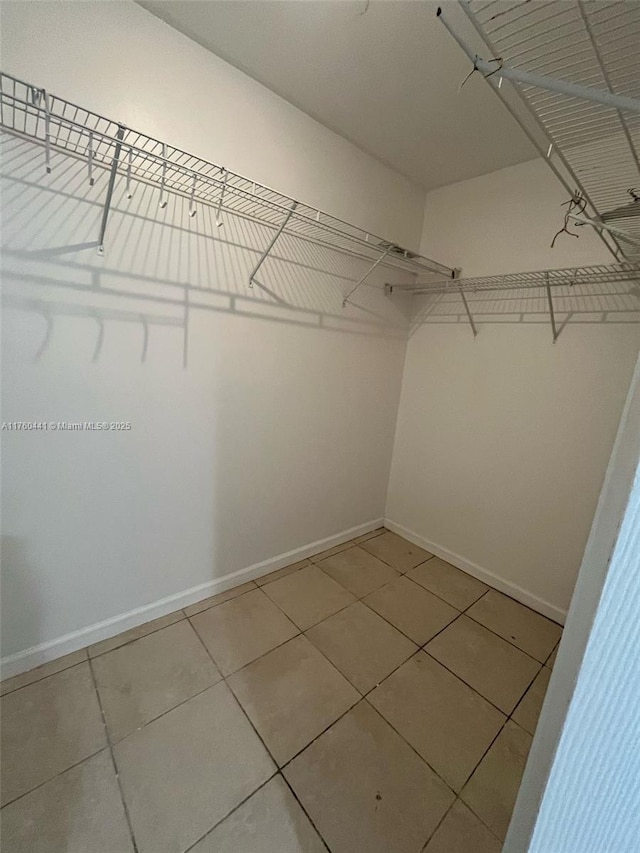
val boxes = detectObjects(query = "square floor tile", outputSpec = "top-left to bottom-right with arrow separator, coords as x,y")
461,720 -> 532,841
184,581 -> 257,617
0,649 -> 88,697
92,620 -> 221,741
369,652 -> 505,791
114,682 -> 275,853
319,546 -> 398,597
466,590 -> 562,662
190,775 -> 326,853
361,531 -> 433,572
228,635 -> 359,765
426,616 -> 540,713
306,602 -> 417,693
407,558 -> 488,611
364,577 -> 458,645
0,750 -> 134,853
190,588 -> 298,675
0,662 -> 107,806
512,665 -> 551,735
424,800 -> 502,853
284,701 -> 454,853
546,641 -> 560,668
88,610 -> 184,658
255,560 -> 310,587
262,565 -> 355,630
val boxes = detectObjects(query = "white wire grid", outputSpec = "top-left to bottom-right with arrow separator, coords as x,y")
391,262 -> 640,295
0,71 -> 452,280
463,0 -> 640,261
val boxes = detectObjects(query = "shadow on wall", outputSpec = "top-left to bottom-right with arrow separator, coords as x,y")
0,133 -> 413,368
0,131 -> 411,665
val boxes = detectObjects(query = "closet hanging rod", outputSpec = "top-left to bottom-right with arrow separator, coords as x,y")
0,71 -> 453,279
387,262 -> 640,296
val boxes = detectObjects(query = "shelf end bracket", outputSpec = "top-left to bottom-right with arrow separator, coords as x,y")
97,124 -> 126,255
343,249 -> 389,308
249,201 -> 297,287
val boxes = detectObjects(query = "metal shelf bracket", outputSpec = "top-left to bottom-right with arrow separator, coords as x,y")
97,124 -> 126,256
545,273 -> 559,344
343,249 -> 389,307
459,287 -> 478,338
248,200 -> 298,287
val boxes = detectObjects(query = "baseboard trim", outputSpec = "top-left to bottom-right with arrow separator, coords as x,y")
384,518 -> 567,625
0,517 -> 383,680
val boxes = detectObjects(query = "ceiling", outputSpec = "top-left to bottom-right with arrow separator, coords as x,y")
137,0 -> 537,190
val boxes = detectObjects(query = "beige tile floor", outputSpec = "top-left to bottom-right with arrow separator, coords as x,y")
0,528 -> 562,853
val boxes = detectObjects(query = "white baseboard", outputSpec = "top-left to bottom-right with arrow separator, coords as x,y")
0,517 -> 383,680
384,518 -> 567,626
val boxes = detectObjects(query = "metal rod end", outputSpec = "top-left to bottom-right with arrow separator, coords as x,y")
436,6 -> 442,16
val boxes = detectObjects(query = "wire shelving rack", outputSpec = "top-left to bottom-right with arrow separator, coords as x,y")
0,70 -> 453,300
389,261 -> 640,340
454,0 -> 640,262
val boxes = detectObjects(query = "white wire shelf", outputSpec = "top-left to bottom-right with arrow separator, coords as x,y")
389,261 -> 640,340
389,262 -> 640,295
459,0 -> 640,262
0,71 -> 453,285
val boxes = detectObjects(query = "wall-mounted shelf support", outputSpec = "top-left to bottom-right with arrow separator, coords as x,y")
343,249 -> 389,308
545,273 -> 559,344
249,200 -> 297,287
97,123 -> 126,256
87,130 -> 94,186
188,173 -> 197,217
216,168 -> 227,227
459,286 -> 477,338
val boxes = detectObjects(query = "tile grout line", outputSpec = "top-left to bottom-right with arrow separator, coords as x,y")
0,745 -> 108,811
182,581 -> 258,619
181,773 -> 278,853
448,656 -> 545,842
0,651 -> 90,697
279,773 -> 333,853
186,607 -> 336,853
419,797 -> 456,852
87,655 -> 140,853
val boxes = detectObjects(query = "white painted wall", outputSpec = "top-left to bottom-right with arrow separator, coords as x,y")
386,160 -> 640,621
0,0 -> 419,673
